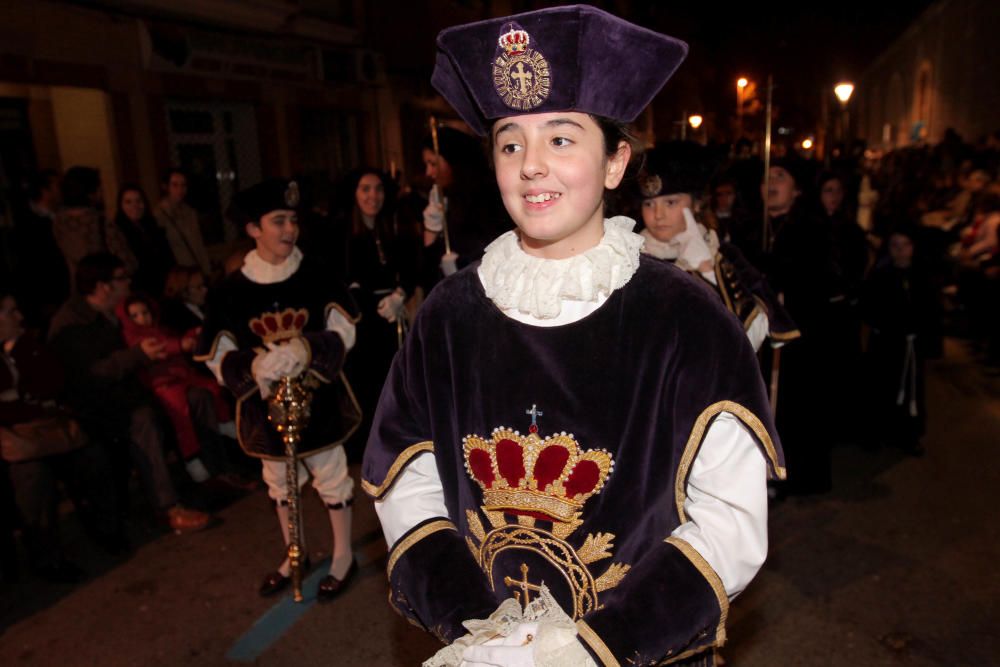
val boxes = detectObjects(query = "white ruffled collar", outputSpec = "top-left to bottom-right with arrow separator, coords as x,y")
640,225 -> 721,269
478,216 -> 644,320
242,246 -> 303,284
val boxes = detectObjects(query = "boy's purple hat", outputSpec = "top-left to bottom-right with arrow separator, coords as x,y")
431,4 -> 688,136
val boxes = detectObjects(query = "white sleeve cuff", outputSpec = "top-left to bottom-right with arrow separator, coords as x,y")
327,308 -> 357,352
670,411 -> 769,599
374,451 -> 449,547
746,311 -> 769,352
204,335 -> 237,385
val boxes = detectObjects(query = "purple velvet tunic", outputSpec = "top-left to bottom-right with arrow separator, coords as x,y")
362,255 -> 784,665
195,256 -> 361,460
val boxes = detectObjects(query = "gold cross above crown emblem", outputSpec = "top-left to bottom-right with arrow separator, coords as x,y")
503,562 -> 542,608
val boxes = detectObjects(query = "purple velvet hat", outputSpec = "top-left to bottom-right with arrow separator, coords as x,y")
431,4 -> 688,136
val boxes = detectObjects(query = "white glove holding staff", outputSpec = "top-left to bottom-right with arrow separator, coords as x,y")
377,289 -> 406,323
424,184 -> 448,233
251,338 -> 309,399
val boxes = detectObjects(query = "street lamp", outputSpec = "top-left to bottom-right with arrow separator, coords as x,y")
834,81 -> 854,148
688,115 -> 703,130
801,137 -> 814,150
736,78 -> 748,136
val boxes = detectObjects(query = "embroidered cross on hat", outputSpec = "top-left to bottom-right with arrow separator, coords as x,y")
431,4 -> 688,135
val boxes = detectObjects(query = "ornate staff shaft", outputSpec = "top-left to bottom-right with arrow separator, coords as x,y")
429,116 -> 452,256
268,375 -> 314,602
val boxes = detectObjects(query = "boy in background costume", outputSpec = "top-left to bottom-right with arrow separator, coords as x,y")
363,6 -> 784,666
196,179 -> 361,600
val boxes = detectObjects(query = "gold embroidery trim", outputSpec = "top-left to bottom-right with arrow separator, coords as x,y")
665,536 -> 728,646
576,620 -> 620,667
192,329 -> 237,362
386,519 -> 456,578
675,401 -> 786,522
325,301 -> 361,325
361,441 -> 435,498
769,328 -> 801,341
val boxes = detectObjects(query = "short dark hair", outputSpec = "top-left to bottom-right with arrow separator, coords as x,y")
62,166 -> 101,208
76,252 -> 125,297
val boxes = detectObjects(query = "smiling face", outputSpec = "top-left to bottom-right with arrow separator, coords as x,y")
247,210 -> 299,264
121,189 -> 146,222
492,112 -> 629,259
641,192 -> 692,242
355,173 -> 385,219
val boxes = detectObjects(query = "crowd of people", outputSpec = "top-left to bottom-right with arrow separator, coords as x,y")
0,118 -> 995,594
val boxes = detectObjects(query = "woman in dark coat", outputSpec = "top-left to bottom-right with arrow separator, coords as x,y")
113,184 -> 176,296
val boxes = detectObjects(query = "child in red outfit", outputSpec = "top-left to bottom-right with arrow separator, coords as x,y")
118,294 -> 234,482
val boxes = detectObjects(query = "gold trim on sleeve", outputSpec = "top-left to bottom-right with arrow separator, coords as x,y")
361,441 -> 435,498
674,401 -> 786,522
575,620 -> 620,667
325,301 -> 361,325
665,536 -> 728,646
192,330 -> 237,362
769,328 -> 801,341
386,519 -> 456,578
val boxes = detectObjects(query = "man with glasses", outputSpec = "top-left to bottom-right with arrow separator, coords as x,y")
49,252 -> 210,535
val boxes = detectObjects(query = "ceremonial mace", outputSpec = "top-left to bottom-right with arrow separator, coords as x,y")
760,75 -> 782,416
429,116 -> 452,256
268,374 -> 315,602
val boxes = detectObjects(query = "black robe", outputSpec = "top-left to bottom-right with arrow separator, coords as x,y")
195,255 -> 361,460
362,256 -> 784,665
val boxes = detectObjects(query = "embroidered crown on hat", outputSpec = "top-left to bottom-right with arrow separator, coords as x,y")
432,4 -> 688,135
463,426 -> 613,523
249,307 -> 309,345
498,27 -> 529,54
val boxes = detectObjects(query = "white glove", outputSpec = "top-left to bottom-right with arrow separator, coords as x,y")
440,251 -> 459,276
461,622 -> 538,667
674,208 -> 714,272
252,339 -> 309,398
424,185 -> 447,233
377,290 -> 406,323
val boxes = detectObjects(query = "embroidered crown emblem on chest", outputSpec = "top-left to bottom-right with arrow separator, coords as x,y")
249,307 -> 308,345
463,427 -> 613,524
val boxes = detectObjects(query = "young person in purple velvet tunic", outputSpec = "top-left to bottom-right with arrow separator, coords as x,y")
362,6 -> 785,666
195,179 -> 361,602
637,143 -> 800,352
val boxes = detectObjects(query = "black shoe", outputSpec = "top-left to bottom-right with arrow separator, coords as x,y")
317,559 -> 357,602
258,557 -> 311,597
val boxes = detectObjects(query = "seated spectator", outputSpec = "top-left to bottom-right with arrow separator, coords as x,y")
117,294 -> 235,482
160,265 -> 208,335
1,289 -> 122,579
113,184 -> 176,297
53,167 -> 136,289
48,253 -> 210,533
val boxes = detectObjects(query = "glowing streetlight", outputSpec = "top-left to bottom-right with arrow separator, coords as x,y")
834,82 -> 855,146
736,78 -> 749,137
801,138 -> 814,150
688,115 -> 703,130
834,82 -> 854,105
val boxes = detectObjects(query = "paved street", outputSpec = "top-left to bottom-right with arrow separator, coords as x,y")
1,339 -> 997,666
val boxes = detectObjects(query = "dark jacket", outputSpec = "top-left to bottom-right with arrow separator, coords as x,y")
48,295 -> 150,428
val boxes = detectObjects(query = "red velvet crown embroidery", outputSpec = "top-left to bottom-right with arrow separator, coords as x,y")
249,307 -> 308,345
463,427 -> 614,523
498,28 -> 530,55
